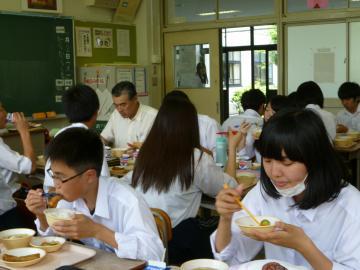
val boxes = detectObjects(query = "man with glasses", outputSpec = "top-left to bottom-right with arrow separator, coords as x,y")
25,128 -> 164,261
101,81 -> 157,148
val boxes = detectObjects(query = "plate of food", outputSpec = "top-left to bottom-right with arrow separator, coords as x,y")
230,259 -> 308,270
0,247 -> 46,267
0,228 -> 35,249
30,236 -> 66,252
110,166 -> 130,176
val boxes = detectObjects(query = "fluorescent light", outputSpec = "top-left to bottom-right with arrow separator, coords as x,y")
198,10 -> 240,16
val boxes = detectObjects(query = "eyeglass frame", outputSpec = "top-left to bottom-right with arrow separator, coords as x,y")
46,168 -> 88,184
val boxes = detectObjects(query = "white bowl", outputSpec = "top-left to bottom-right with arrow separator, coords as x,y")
30,236 -> 66,252
111,147 -> 128,157
181,259 -> 229,270
44,208 -> 77,226
0,228 -> 35,249
0,247 -> 46,267
235,216 -> 280,234
235,172 -> 257,187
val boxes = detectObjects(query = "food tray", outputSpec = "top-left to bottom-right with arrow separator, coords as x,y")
0,242 -> 96,270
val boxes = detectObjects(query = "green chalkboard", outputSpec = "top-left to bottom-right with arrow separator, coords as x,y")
0,13 -> 74,116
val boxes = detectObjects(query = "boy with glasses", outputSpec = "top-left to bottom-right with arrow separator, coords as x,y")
25,128 -> 164,261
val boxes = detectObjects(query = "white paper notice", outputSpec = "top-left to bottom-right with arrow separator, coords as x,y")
117,68 -> 134,83
135,67 -> 146,94
314,51 -> 335,83
116,29 -> 130,57
75,27 -> 92,57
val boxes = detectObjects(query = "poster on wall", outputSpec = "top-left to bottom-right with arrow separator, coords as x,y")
75,27 -> 92,57
307,0 -> 328,9
116,29 -> 130,57
21,0 -> 63,13
93,28 -> 113,49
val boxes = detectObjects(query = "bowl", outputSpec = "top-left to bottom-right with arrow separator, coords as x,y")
181,259 -> 229,270
235,172 -> 257,187
235,216 -> 280,234
0,247 -> 46,267
44,208 -> 77,226
30,236 -> 65,252
347,131 -> 360,141
0,228 -> 35,249
111,148 -> 127,158
334,136 -> 353,148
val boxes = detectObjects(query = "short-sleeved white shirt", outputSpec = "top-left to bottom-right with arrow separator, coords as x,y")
306,104 -> 336,140
198,114 -> 220,154
0,138 -> 32,214
336,104 -> 360,132
101,104 -> 157,148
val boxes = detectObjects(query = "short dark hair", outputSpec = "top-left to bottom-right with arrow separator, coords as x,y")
296,81 -> 324,108
46,128 -> 103,177
267,95 -> 289,113
287,92 -> 299,108
241,89 -> 266,112
338,82 -> 360,100
62,84 -> 99,123
112,81 -> 137,99
163,90 -> 190,103
256,108 -> 348,209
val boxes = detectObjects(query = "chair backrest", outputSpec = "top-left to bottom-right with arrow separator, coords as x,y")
151,208 -> 173,263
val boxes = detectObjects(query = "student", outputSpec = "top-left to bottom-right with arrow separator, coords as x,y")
222,89 -> 265,159
0,103 -> 36,230
336,81 -> 360,133
43,84 -> 109,191
101,81 -> 158,148
25,128 -> 164,261
296,81 -> 336,140
211,108 -> 360,270
124,95 -> 249,264
263,95 -> 289,122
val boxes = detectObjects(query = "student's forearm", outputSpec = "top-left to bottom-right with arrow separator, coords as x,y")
297,239 -> 332,270
225,148 -> 237,178
100,136 -> 110,146
94,223 -> 118,249
19,130 -> 36,173
215,216 -> 232,252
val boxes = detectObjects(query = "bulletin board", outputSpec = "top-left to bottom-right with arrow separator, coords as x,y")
74,20 -> 136,66
286,22 -> 346,97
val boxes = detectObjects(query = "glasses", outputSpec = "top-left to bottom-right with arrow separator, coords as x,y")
46,168 -> 88,184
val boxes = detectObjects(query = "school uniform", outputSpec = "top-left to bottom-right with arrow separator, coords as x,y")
222,109 -> 263,159
336,103 -> 360,132
306,104 -> 336,140
43,123 -> 110,190
36,176 -> 164,261
101,104 -> 157,148
198,114 -> 220,155
0,137 -> 32,229
210,183 -> 360,269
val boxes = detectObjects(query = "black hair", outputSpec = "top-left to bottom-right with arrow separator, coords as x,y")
62,84 -> 99,123
267,95 -> 289,113
338,82 -> 360,100
296,81 -> 324,108
112,81 -> 137,99
241,89 -> 266,112
132,95 -> 201,193
163,90 -> 190,102
256,108 -> 348,209
46,128 -> 103,177
287,92 -> 300,108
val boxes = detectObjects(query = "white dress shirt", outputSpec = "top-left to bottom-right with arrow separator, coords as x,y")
36,176 -> 164,261
198,114 -> 220,154
222,109 -> 263,159
43,123 -> 110,190
101,104 -> 158,148
306,104 -> 336,140
211,183 -> 360,270
336,104 -> 360,132
0,138 -> 32,214
123,149 -> 237,227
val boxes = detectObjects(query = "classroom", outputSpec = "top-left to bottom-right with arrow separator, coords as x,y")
0,1 -> 360,269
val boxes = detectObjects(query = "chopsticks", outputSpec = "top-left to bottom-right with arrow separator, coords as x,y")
216,131 -> 238,135
223,183 -> 261,226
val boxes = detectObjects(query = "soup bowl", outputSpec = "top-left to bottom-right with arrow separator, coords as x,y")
0,228 -> 35,249
235,216 -> 280,234
181,259 -> 229,270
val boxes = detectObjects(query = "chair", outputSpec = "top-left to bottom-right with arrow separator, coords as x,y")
151,208 -> 173,263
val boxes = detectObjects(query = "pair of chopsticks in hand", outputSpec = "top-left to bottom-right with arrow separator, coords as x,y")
223,183 -> 260,225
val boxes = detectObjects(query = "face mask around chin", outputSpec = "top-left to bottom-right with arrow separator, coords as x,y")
271,174 -> 308,197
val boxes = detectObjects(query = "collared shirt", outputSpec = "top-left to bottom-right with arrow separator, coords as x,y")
210,183 -> 360,270
36,176 -> 164,261
43,123 -> 110,190
101,104 -> 158,148
306,104 -> 336,140
336,103 -> 360,132
222,109 -> 263,159
198,114 -> 220,154
123,149 -> 237,227
0,137 -> 32,214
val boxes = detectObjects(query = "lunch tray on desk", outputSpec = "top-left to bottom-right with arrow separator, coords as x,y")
0,243 -> 96,270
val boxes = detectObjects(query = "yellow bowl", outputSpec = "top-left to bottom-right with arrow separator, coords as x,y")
235,216 -> 280,234
0,228 -> 35,249
334,136 -> 353,148
44,208 -> 77,226
347,131 -> 360,141
30,236 -> 66,252
252,128 -> 262,140
111,147 -> 127,158
0,247 -> 46,267
181,259 -> 229,270
235,172 -> 257,187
